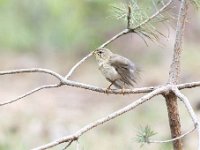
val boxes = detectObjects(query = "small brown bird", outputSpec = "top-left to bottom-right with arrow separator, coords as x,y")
94,48 -> 139,91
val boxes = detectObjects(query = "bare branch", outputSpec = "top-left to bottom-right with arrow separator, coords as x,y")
64,29 -> 132,79
164,0 -> 189,149
173,87 -> 199,126
172,87 -> 200,150
0,84 -> 61,106
1,68 -> 200,107
62,140 -> 74,150
76,140 -> 80,150
65,52 -> 94,79
134,0 -> 173,30
99,29 -> 132,48
127,5 -> 131,29
32,87 -> 168,150
149,127 -> 195,144
0,68 -> 65,82
1,66 -> 200,108
60,80 -> 200,95
63,80 -> 156,94
168,0 -> 188,84
178,81 -> 200,90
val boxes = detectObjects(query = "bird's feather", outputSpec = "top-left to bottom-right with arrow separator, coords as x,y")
109,54 -> 138,88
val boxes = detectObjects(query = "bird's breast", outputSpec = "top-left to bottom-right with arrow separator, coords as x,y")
99,63 -> 120,81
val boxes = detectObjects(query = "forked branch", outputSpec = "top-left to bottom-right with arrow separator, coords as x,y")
32,87 -> 167,150
1,67 -> 200,106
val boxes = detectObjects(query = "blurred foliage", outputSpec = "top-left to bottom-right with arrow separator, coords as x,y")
136,125 -> 157,147
112,0 -> 173,42
0,0 -> 178,53
0,0 -> 120,52
191,0 -> 200,8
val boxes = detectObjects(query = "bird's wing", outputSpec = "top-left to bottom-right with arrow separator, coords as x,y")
109,54 -> 138,85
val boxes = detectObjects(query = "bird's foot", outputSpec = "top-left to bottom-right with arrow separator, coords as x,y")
120,88 -> 126,95
105,82 -> 115,95
105,87 -> 112,95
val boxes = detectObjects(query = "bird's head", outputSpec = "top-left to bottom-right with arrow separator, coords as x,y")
93,48 -> 113,62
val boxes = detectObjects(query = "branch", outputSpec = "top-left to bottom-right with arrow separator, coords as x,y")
127,5 -> 131,29
32,87 -> 168,150
172,87 -> 199,128
172,87 -> 200,150
64,0 -> 173,79
65,51 -> 94,79
164,0 -> 189,149
178,81 -> 200,90
62,140 -> 74,150
1,67 -> 200,107
149,127 -> 195,144
63,80 -> 156,94
0,84 -> 61,106
168,0 -> 188,84
0,68 -> 65,82
133,0 -> 173,30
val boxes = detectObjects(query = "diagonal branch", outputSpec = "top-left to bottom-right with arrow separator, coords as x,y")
133,0 -> 173,30
0,68 -> 65,82
65,29 -> 132,79
0,84 -> 61,106
172,87 -> 200,150
62,140 -> 74,150
64,0 -> 173,79
149,127 -> 195,144
32,87 -> 168,150
65,51 -> 94,79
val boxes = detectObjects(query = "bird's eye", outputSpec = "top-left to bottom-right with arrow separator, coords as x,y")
98,51 -> 103,54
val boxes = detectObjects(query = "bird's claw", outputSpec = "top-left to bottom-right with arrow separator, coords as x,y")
121,88 -> 125,95
105,87 -> 111,94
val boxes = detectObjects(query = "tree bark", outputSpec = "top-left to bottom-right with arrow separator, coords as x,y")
164,92 -> 183,150
164,0 -> 188,150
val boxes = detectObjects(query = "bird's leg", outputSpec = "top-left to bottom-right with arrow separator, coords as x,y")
105,81 -> 115,94
121,82 -> 126,95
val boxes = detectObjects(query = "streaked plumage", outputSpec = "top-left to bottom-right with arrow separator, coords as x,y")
94,48 -> 139,89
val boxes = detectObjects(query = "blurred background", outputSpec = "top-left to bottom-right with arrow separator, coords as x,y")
0,0 -> 200,149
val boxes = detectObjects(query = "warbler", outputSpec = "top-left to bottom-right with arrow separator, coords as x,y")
94,48 -> 139,91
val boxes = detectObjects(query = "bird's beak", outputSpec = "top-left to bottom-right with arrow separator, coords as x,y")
93,49 -> 98,55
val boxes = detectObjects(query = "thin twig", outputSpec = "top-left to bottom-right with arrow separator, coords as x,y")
76,140 -> 80,150
65,52 -> 94,79
0,68 -> 65,82
64,28 -> 132,79
0,84 -> 61,106
32,87 -> 168,150
172,87 -> 199,125
127,5 -> 131,29
63,0 -> 173,80
172,87 -> 200,150
149,127 -> 195,143
62,140 -> 74,150
98,29 -> 131,48
134,0 -> 173,30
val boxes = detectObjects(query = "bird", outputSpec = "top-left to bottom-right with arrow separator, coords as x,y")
93,48 -> 139,92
